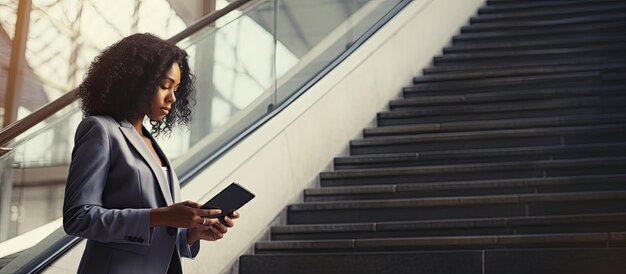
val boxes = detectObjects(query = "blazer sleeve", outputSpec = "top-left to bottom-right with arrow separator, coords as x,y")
63,117 -> 152,246
178,228 -> 200,258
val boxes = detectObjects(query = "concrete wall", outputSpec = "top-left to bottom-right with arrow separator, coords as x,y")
42,0 -> 485,273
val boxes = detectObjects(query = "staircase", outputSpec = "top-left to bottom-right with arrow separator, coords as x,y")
239,1 -> 626,273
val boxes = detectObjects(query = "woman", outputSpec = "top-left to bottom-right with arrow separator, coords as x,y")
63,33 -> 238,274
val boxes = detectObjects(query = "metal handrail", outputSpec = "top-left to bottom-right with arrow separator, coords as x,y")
0,0 -> 252,153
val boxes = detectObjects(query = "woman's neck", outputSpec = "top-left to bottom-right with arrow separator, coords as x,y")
128,117 -> 145,136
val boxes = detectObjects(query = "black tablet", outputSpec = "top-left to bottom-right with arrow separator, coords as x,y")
201,182 -> 255,220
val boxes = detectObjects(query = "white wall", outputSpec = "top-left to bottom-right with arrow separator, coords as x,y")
42,0 -> 485,273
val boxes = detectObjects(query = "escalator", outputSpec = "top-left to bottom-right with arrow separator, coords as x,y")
0,0 -> 415,273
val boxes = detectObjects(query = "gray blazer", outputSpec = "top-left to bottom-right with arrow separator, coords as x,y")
63,115 -> 199,274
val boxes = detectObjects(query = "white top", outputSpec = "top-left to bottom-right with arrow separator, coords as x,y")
161,166 -> 170,185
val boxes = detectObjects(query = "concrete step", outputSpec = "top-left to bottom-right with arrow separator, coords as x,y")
403,84 -> 626,101
452,21 -> 626,43
320,157 -> 626,186
392,96 -> 624,113
478,0 -> 619,15
240,248 -> 626,274
401,83 -> 625,105
335,142 -> 626,170
272,212 -> 626,240
308,174 -> 626,202
368,114 -> 626,137
403,71 -> 619,94
287,190 -> 626,224
443,34 -> 626,54
354,123 -> 626,155
255,232 -> 626,253
378,108 -> 619,127
414,63 -> 626,84
433,43 -> 626,64
461,11 -> 626,33
423,56 -> 626,75
469,5 -> 626,25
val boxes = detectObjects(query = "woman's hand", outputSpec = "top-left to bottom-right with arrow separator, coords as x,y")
149,201 -> 222,228
187,211 -> 240,245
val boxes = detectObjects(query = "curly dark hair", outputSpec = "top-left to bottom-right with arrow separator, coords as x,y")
77,33 -> 196,137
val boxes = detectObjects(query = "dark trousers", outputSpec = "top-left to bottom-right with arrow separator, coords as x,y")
167,249 -> 182,274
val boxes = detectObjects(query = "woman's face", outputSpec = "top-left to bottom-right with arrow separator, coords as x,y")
148,62 -> 181,121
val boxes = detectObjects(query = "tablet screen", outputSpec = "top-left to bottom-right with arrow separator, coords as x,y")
201,182 -> 255,216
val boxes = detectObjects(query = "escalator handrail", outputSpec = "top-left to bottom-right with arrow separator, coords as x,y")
0,0 -> 253,151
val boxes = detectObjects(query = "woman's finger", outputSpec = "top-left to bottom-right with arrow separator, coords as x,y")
199,208 -> 222,216
205,217 -> 220,225
192,215 -> 203,225
208,226 -> 223,239
228,211 -> 240,219
213,223 -> 228,233
181,200 -> 201,208
193,215 -> 219,226
222,216 -> 235,228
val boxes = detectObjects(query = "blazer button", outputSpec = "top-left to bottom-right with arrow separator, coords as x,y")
167,226 -> 177,236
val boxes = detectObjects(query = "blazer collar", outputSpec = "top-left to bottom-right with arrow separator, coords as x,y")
118,120 -> 174,205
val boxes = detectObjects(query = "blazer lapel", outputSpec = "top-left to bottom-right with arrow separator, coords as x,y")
118,120 -> 174,205
170,171 -> 180,202
143,127 -> 180,202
